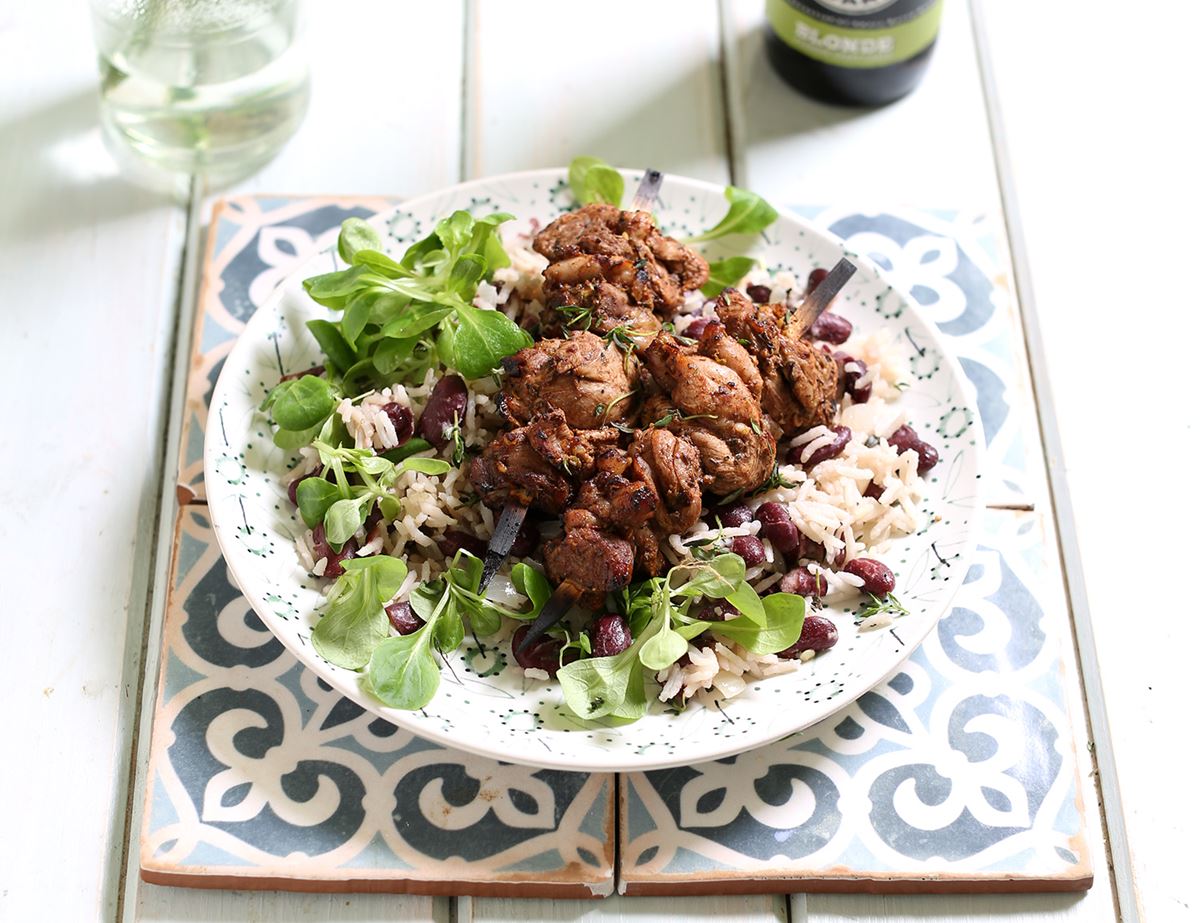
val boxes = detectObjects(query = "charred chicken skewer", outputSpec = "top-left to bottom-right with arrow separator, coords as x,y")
475,168 -> 666,593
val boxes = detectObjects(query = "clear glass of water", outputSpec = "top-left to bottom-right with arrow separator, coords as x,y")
91,0 -> 310,177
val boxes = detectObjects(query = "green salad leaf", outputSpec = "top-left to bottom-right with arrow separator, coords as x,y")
301,212 -> 528,387
312,556 -> 408,669
684,186 -> 779,244
363,551 -> 532,709
700,256 -> 759,298
568,155 -> 625,206
555,554 -> 808,721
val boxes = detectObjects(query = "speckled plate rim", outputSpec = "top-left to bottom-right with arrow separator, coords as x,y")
204,167 -> 984,772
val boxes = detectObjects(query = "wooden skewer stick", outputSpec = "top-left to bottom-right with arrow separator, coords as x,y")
477,500 -> 529,595
515,580 -> 583,657
790,256 -> 857,335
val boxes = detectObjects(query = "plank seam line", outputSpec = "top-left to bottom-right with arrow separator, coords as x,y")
113,175 -> 202,923
715,0 -> 743,187
969,2 -> 1137,920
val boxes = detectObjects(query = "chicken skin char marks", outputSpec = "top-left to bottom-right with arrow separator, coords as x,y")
534,203 -> 710,338
468,410 -> 617,513
715,288 -> 842,436
498,330 -> 638,430
639,329 -> 777,497
544,462 -> 668,607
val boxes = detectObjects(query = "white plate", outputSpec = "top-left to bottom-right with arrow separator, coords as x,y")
204,168 -> 983,772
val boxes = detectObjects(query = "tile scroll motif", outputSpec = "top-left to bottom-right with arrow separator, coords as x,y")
146,196 -> 1087,894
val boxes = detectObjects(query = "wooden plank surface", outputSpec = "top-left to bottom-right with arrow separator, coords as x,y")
464,894 -> 786,922
0,3 -> 188,921
976,3 -> 1198,921
725,0 -> 999,208
136,889 -> 451,922
726,2 -> 1119,921
465,0 -> 731,184
124,2 -> 466,921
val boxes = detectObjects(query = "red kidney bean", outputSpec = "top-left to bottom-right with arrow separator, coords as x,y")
288,472 -> 317,506
589,614 -> 633,657
840,357 -> 871,403
437,530 -> 487,560
715,503 -> 755,528
691,599 -> 738,622
512,625 -> 574,673
683,316 -> 716,339
844,558 -> 896,596
809,311 -> 852,344
805,268 -> 828,295
787,425 -> 851,466
779,567 -> 828,598
381,402 -> 414,445
508,517 -> 541,558
887,424 -> 921,454
780,614 -> 839,658
864,481 -> 884,500
754,501 -> 791,525
828,545 -> 847,568
887,424 -> 939,474
729,534 -> 766,567
746,283 -> 773,304
417,375 -> 468,448
386,600 -> 424,635
311,522 -> 358,577
762,519 -> 801,558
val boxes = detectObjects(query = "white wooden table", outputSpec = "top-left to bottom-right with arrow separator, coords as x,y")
3,1 -> 1194,920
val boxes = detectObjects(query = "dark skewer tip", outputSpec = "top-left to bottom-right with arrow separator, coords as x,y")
631,168 -> 663,212
793,256 -> 857,335
515,581 -> 582,656
476,500 -> 530,594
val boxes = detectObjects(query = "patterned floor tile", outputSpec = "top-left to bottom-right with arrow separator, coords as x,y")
141,506 -> 615,896
618,508 -> 1090,894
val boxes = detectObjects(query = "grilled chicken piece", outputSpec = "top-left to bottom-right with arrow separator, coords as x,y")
628,428 -> 704,535
469,427 -> 574,514
469,410 -> 616,513
715,289 -> 841,435
570,470 -> 658,532
534,203 -> 709,312
542,256 -> 662,340
499,331 -> 638,430
544,523 -> 635,610
639,332 -> 776,496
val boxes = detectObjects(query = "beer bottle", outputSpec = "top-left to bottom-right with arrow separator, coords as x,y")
765,0 -> 944,106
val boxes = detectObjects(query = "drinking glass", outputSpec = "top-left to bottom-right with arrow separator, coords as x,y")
90,0 -> 310,176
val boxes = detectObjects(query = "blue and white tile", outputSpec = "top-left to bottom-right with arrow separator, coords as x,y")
142,507 -> 615,895
619,509 -> 1089,893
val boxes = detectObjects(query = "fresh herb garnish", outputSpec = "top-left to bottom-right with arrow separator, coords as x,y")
568,155 -> 625,206
555,302 -> 594,330
855,592 -> 909,622
683,186 -> 779,244
652,408 -> 718,428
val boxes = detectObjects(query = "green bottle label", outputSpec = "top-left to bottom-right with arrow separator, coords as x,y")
767,0 -> 943,69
